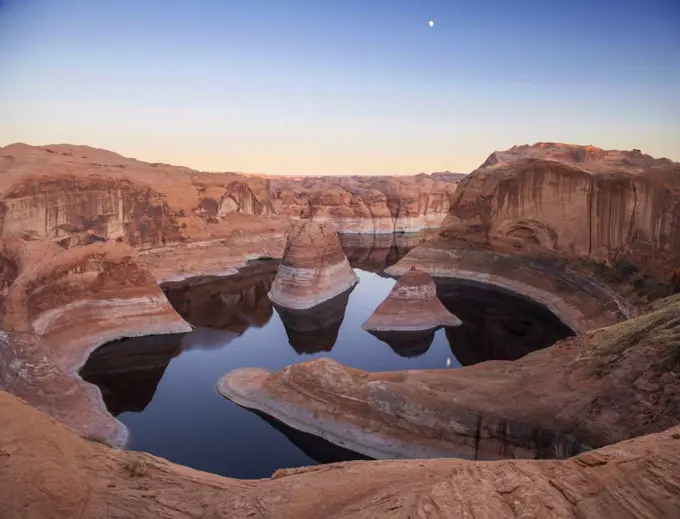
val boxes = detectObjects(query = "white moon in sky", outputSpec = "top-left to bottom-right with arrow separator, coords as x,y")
429,20 -> 434,27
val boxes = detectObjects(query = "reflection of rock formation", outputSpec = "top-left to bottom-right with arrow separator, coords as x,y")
367,330 -> 435,358
162,261 -> 278,332
274,287 -> 354,354
252,409 -> 372,464
80,334 -> 184,416
268,220 -> 359,309
363,268 -> 461,332
339,232 -> 430,274
179,327 -> 240,352
436,279 -> 573,365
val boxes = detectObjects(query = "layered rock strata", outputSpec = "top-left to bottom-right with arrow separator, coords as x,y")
0,144 -> 461,258
219,295 -> 680,462
362,267 -> 462,331
442,144 -> 680,286
3,388 -> 680,519
268,220 -> 359,309
386,241 -> 634,334
0,236 -> 190,445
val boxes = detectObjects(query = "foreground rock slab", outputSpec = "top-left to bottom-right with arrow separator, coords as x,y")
219,295 -> 680,461
2,389 -> 680,519
268,220 -> 359,309
362,267 -> 461,331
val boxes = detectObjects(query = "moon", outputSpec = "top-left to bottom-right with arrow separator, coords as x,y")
429,20 -> 434,27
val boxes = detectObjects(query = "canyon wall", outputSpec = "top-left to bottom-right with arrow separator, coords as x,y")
441,144 -> 680,284
0,144 -> 461,253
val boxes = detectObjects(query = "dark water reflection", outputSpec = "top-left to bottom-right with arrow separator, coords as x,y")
81,234 -> 574,479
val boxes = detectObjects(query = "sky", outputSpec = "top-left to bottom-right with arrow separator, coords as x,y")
0,0 -> 678,175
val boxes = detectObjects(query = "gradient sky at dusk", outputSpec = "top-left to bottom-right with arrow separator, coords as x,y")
1,0 -> 678,175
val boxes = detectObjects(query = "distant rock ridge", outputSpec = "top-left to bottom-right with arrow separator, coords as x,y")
268,220 -> 359,310
362,267 -> 462,332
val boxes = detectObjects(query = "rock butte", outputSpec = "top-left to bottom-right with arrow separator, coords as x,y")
361,267 -> 462,331
1,141 -> 680,518
268,220 -> 359,310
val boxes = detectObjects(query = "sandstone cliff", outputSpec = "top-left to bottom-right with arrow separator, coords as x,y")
0,144 -> 460,260
0,235 -> 190,445
268,220 -> 359,309
441,143 -> 680,287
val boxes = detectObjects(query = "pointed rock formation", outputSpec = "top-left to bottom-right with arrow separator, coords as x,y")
362,267 -> 461,331
268,220 -> 359,310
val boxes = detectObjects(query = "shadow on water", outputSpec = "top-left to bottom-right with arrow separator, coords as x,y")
80,233 -> 576,478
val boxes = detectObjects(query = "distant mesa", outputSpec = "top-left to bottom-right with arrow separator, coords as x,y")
367,329 -> 435,358
274,287 -> 355,355
362,267 -> 462,332
268,220 -> 359,310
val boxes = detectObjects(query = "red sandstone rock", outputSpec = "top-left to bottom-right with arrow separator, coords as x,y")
0,235 -> 190,445
441,144 -> 680,285
3,388 -> 680,519
268,220 -> 359,309
362,267 -> 461,331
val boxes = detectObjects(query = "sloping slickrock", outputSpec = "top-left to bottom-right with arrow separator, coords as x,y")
219,295 -> 680,462
362,267 -> 461,331
0,235 -> 190,445
268,220 -> 359,309
2,388 -> 680,519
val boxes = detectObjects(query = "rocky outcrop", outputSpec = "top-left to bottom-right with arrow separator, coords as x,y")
219,295 -> 680,462
480,142 -> 675,173
441,144 -> 680,286
3,388 -> 680,519
268,220 -> 359,309
362,268 -> 461,332
0,235 -> 190,445
274,288 -> 354,354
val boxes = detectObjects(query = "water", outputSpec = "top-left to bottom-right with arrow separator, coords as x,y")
81,237 -> 574,478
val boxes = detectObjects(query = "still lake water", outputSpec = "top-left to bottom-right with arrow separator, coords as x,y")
81,236 -> 574,478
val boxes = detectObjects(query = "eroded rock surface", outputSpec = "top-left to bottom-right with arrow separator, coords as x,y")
219,295 -> 680,461
362,267 -> 461,331
2,389 -> 680,519
442,143 -> 680,287
0,144 -> 461,259
268,220 -> 359,309
0,235 -> 190,445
